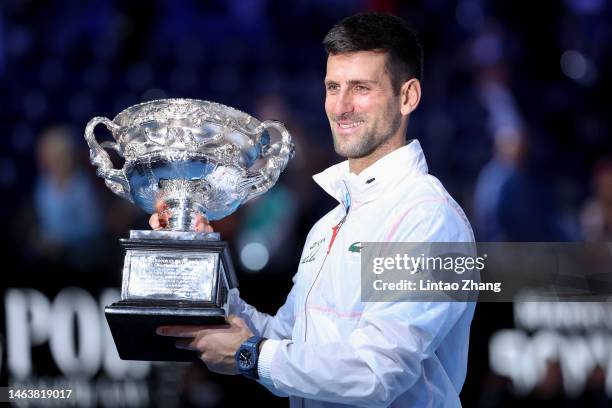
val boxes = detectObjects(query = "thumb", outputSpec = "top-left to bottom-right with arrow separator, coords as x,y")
228,315 -> 247,328
195,214 -> 214,233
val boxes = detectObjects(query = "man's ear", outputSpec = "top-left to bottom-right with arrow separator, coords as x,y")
400,78 -> 421,116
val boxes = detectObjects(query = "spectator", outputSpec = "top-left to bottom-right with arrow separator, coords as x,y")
33,125 -> 104,268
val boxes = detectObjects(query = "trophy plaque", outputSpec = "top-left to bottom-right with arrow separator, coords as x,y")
84,98 -> 294,361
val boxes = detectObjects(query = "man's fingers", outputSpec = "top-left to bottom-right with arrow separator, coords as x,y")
155,199 -> 169,213
227,315 -> 247,328
156,324 -> 230,337
195,214 -> 214,233
152,212 -> 214,232
156,325 -> 205,337
175,338 -> 198,351
149,213 -> 159,229
149,213 -> 170,230
149,213 -> 162,230
152,202 -> 211,233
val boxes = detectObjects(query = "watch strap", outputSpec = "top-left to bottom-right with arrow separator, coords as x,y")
236,335 -> 264,379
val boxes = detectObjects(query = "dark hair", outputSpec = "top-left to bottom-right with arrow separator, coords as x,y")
323,13 -> 423,92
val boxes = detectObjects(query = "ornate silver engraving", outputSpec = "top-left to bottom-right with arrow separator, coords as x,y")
84,98 -> 294,229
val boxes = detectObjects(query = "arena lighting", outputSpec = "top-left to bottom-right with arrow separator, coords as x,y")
240,241 -> 270,272
561,50 -> 588,80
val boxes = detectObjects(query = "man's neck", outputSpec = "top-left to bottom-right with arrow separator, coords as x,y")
348,138 -> 406,175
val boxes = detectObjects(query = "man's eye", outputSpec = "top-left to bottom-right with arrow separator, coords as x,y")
326,84 -> 338,92
354,85 -> 369,92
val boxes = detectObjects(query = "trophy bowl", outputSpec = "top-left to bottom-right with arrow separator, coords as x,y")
85,98 -> 294,361
85,98 -> 294,230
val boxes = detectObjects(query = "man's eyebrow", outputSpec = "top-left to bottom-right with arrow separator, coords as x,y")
347,79 -> 378,86
324,79 -> 379,85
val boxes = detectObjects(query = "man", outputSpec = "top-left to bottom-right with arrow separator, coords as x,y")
155,13 -> 475,407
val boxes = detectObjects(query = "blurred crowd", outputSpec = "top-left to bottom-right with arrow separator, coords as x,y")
1,0 -> 611,406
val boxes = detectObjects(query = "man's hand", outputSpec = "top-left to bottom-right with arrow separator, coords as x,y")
156,315 -> 253,375
148,199 -> 214,232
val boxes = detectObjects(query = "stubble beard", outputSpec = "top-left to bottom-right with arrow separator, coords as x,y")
332,110 -> 402,159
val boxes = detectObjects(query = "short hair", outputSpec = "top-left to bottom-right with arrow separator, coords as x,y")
323,13 -> 423,92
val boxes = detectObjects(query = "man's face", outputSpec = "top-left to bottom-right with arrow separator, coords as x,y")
324,51 -> 403,159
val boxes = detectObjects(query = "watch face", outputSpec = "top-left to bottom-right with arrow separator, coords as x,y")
238,349 -> 255,370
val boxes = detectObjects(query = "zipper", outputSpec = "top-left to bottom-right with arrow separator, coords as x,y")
303,193 -> 351,341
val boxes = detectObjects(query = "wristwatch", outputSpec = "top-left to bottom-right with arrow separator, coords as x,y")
235,336 -> 265,379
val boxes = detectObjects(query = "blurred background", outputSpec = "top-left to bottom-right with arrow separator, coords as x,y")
1,0 -> 611,406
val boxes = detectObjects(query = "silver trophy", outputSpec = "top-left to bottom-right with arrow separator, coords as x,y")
84,98 -> 293,361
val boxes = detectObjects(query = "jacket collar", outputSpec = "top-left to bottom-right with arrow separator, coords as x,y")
312,139 -> 429,211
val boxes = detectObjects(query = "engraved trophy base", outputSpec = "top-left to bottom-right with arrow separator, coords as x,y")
105,230 -> 238,362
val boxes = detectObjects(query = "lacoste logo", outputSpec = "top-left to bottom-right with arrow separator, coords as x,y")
300,237 -> 326,264
348,242 -> 362,253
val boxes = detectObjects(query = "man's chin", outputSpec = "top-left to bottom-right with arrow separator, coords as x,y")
333,143 -> 374,159
333,135 -> 362,157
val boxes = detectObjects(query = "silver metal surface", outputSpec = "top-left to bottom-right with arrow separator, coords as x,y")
129,230 -> 220,240
85,98 -> 294,229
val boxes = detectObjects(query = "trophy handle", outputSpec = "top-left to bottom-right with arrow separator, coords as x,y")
84,116 -> 133,202
246,120 -> 294,200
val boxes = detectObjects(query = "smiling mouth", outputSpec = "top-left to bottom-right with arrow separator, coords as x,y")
337,121 -> 364,129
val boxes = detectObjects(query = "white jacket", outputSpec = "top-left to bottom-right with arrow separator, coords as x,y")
230,140 -> 475,407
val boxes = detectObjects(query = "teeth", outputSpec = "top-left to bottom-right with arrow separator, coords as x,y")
339,121 -> 364,129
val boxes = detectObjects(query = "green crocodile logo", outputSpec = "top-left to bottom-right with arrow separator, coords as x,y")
348,242 -> 362,253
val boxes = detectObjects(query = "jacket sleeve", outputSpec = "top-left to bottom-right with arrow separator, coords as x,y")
229,222 -> 325,340
228,282 -> 298,341
256,201 -> 475,407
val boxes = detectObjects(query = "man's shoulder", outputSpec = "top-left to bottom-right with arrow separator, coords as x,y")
387,174 -> 474,242
400,173 -> 449,201
384,173 -> 455,219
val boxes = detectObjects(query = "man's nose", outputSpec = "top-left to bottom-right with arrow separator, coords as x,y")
334,89 -> 354,116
